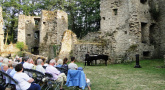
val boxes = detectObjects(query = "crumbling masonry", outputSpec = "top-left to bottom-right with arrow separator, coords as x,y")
18,10 -> 68,58
73,0 -> 165,63
15,0 -> 165,63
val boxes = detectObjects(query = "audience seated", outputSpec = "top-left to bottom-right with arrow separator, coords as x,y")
23,57 -> 33,69
43,60 -> 49,67
13,64 -> 41,90
46,59 -> 66,90
66,69 -> 86,89
56,59 -> 63,68
68,57 -> 78,70
20,57 -> 25,65
61,58 -> 68,75
10,62 -> 19,84
6,63 -> 13,84
36,59 -> 45,74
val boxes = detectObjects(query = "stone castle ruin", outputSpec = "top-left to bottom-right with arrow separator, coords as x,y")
72,0 -> 165,63
17,10 -> 68,58
1,0 -> 165,63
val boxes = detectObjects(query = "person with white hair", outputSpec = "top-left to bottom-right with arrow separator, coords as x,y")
0,58 -> 9,72
46,59 -> 66,90
36,59 -> 45,74
56,59 -> 63,68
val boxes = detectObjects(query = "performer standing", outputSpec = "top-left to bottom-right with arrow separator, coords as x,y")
85,52 -> 90,66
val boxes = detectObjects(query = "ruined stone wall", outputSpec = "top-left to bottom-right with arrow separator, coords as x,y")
73,43 -> 104,62
155,0 -> 165,57
39,10 -> 68,57
99,0 -> 155,63
0,7 -> 4,52
18,15 -> 40,52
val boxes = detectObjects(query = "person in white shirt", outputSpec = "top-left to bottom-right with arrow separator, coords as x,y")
36,59 -> 45,74
23,57 -> 33,77
23,57 -> 30,69
13,64 -> 41,90
68,57 -> 78,70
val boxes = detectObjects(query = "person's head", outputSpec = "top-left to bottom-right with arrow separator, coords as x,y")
57,59 -> 63,65
49,59 -> 56,66
15,64 -> 23,72
28,58 -> 33,64
23,57 -> 29,62
3,64 -> 8,71
54,57 -> 59,62
3,58 -> 9,64
12,62 -> 18,68
45,60 -> 49,64
37,59 -> 44,65
0,57 -> 3,62
71,57 -> 75,62
42,58 -> 45,62
63,58 -> 68,65
8,63 -> 12,68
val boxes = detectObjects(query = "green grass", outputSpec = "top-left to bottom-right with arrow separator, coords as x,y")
63,59 -> 165,90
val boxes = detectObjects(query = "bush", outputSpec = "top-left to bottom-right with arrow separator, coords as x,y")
16,42 -> 27,51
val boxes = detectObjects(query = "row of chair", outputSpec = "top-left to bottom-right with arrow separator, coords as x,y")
0,68 -> 63,90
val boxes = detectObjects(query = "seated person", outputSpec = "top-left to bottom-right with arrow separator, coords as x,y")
10,62 -> 18,85
61,58 -> 68,75
68,57 -> 78,70
56,59 -> 63,68
46,59 -> 66,90
77,67 -> 91,90
66,69 -> 91,90
43,60 -> 49,67
36,59 -> 45,74
13,64 -> 41,90
23,57 -> 33,69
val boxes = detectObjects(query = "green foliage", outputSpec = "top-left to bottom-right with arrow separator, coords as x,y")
16,42 -> 25,51
63,59 -> 165,90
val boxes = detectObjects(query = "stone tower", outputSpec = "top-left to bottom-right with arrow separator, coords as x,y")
0,7 -> 4,52
39,10 -> 68,57
100,0 -> 156,62
17,15 -> 40,53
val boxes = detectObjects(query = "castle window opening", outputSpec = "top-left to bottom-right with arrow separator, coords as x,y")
102,17 -> 105,20
113,9 -> 118,15
34,31 -> 39,39
143,51 -> 150,57
149,24 -> 156,45
34,18 -> 40,26
140,0 -> 147,4
124,31 -> 127,34
43,22 -> 46,24
27,34 -> 31,36
141,22 -> 147,43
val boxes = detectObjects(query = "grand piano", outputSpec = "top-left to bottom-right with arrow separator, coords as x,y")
85,54 -> 108,66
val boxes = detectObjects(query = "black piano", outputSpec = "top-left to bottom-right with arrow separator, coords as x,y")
85,54 -> 108,66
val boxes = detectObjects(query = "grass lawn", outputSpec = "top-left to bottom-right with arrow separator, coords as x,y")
63,59 -> 165,90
